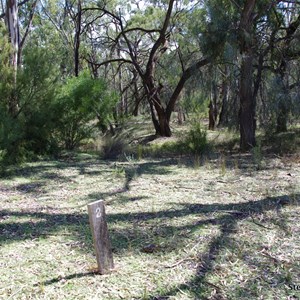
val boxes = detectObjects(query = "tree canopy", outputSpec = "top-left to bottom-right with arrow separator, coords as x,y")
0,0 -> 299,161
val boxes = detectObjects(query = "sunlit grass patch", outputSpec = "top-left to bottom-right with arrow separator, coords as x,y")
0,148 -> 299,299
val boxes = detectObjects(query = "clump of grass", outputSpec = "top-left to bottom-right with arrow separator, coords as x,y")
101,134 -> 129,160
219,154 -> 227,176
252,139 -> 265,170
133,141 -> 185,159
264,130 -> 299,155
137,144 -> 143,160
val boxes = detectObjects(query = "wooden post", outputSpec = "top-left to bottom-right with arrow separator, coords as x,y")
87,200 -> 114,274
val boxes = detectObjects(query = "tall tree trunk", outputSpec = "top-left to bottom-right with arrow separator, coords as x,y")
274,11 -> 300,131
74,0 -> 81,77
218,74 -> 229,127
132,74 -> 141,116
208,100 -> 216,130
239,50 -> 256,150
5,0 -> 19,117
157,110 -> 172,137
238,0 -> 257,151
208,80 -> 218,130
276,74 -> 288,132
276,100 -> 288,132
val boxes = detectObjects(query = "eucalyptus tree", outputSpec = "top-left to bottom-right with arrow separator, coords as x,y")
201,0 -> 300,150
268,3 -> 300,132
82,0 -> 211,137
0,0 -> 37,116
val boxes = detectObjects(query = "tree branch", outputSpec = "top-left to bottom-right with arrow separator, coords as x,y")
84,57 -> 134,69
166,57 -> 211,118
145,0 -> 175,78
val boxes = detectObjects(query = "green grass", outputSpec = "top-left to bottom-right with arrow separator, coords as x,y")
1,128 -> 300,299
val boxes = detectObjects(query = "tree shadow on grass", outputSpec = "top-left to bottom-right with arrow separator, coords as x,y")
1,193 -> 299,298
34,271 -> 98,287
122,158 -> 177,190
85,158 -> 176,204
0,155 -> 110,181
145,194 -> 300,300
1,194 -> 298,245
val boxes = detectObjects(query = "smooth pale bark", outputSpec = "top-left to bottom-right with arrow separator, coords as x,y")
5,0 -> 18,70
217,68 -> 230,127
5,0 -> 19,116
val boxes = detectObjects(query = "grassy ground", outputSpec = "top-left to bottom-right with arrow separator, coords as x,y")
1,126 -> 300,299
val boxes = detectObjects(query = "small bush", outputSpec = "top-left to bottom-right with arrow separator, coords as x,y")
183,122 -> 209,156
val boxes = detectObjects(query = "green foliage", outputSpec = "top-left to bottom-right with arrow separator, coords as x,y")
264,130 -> 299,155
54,72 -> 118,150
0,49 -> 60,164
0,109 -> 24,165
183,122 -> 209,156
0,39 -> 118,164
251,139 -> 264,170
134,123 -> 209,159
16,47 -> 60,156
0,27 -> 14,101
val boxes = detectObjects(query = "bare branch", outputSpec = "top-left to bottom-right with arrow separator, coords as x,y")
19,0 -> 37,51
84,57 -> 134,69
40,0 -> 72,45
146,0 -> 175,78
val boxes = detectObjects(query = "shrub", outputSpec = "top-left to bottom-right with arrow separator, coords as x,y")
54,72 -> 118,150
0,41 -> 60,163
183,122 -> 209,156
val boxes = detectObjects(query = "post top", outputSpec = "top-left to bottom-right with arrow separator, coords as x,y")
87,199 -> 104,207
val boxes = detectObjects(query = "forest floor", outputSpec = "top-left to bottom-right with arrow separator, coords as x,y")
1,125 -> 300,300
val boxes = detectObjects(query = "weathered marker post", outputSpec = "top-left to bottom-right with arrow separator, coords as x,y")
87,200 -> 114,274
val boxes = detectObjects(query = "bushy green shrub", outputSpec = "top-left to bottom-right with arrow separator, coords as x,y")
17,47 -> 61,156
0,39 -> 118,165
0,34 -> 63,163
183,122 -> 209,155
54,72 -> 118,150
